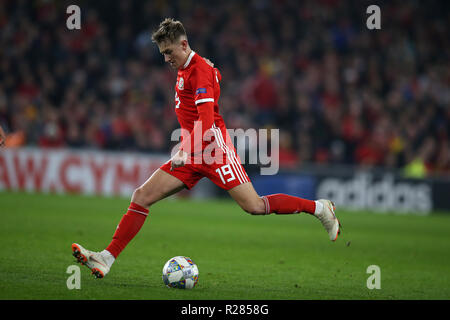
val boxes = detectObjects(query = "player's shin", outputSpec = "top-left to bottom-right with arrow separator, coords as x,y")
105,202 -> 149,259
261,194 -> 317,215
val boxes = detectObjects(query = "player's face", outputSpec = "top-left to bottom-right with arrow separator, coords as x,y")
158,39 -> 189,69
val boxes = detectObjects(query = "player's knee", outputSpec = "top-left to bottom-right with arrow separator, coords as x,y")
242,202 -> 265,215
132,187 -> 157,208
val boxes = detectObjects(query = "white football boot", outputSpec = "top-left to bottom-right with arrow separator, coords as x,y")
315,199 -> 341,241
72,243 -> 110,278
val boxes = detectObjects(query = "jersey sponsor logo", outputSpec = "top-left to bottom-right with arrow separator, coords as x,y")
195,88 -> 207,95
178,77 -> 184,90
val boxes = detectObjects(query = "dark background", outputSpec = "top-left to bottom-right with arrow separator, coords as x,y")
0,0 -> 448,177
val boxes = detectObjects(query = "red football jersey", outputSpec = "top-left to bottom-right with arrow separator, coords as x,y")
161,51 -> 251,190
174,51 -> 231,153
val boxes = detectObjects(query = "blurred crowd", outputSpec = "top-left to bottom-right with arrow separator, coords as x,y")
0,0 -> 449,176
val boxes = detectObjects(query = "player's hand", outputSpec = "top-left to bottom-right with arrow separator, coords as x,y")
0,125 -> 5,148
204,58 -> 214,67
170,150 -> 188,171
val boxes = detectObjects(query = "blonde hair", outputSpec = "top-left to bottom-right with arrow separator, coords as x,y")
151,18 -> 187,45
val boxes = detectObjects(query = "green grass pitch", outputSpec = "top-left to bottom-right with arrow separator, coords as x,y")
0,190 -> 449,300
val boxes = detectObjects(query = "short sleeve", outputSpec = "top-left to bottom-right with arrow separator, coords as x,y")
190,66 -> 215,105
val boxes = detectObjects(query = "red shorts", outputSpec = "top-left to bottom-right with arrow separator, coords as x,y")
160,147 -> 250,191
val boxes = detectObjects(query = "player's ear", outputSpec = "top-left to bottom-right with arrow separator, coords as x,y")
180,38 -> 188,50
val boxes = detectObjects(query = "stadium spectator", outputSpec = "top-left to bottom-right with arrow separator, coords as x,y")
0,0 -> 448,177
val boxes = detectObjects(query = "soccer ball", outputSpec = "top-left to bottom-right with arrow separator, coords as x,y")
162,256 -> 199,289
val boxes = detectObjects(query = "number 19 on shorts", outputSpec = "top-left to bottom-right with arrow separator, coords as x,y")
216,164 -> 236,185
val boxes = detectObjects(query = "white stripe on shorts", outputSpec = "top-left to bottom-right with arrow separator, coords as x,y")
216,125 -> 248,183
212,125 -> 249,184
212,127 -> 243,184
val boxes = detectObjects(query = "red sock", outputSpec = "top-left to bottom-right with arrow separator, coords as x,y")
261,194 -> 315,215
105,202 -> 149,258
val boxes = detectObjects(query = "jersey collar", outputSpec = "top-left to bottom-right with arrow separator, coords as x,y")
182,50 -> 196,69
